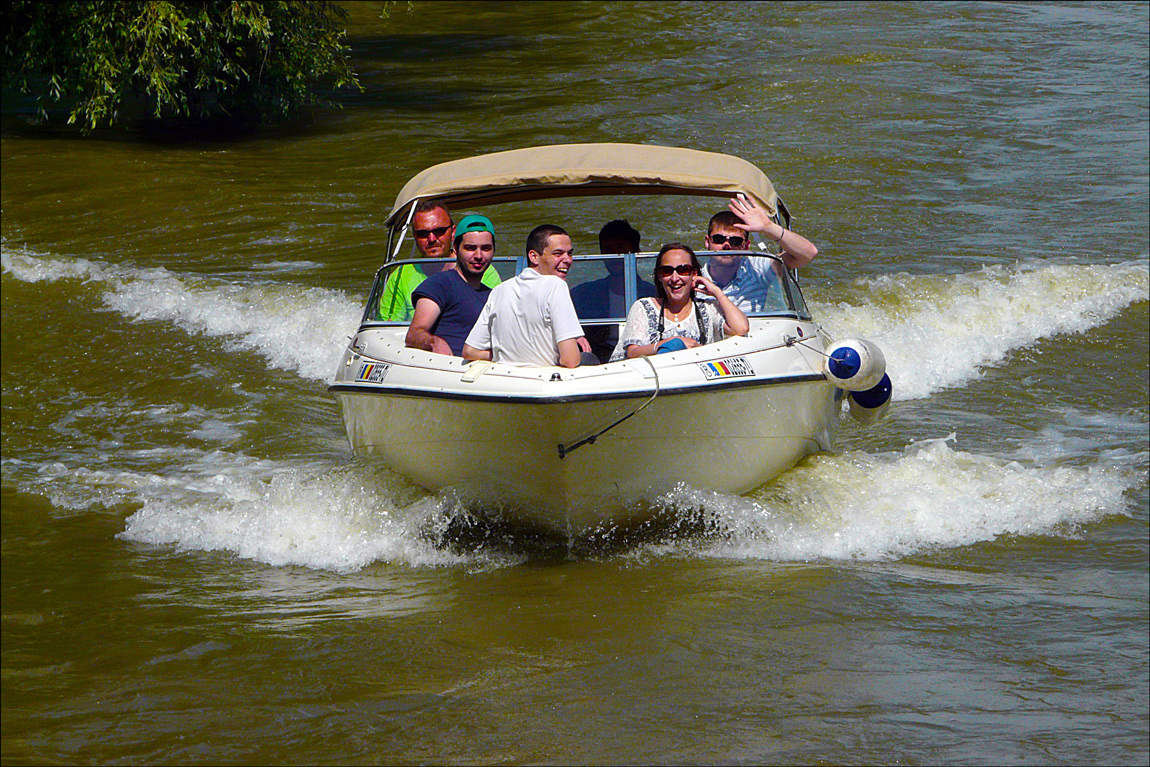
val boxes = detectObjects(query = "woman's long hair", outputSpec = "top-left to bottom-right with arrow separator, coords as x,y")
653,242 -> 703,303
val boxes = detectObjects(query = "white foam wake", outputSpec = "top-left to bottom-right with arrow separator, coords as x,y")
812,258 -> 1149,400
1,244 -> 362,382
4,246 -> 1145,569
6,415 -> 1134,571
5,448 -> 472,571
114,459 -> 476,571
653,431 -> 1140,563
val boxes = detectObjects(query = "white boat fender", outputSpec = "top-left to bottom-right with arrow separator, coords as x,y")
848,373 -> 892,424
823,338 -> 886,391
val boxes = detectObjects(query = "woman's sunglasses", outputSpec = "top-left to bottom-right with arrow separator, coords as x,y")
657,264 -> 698,277
708,233 -> 746,247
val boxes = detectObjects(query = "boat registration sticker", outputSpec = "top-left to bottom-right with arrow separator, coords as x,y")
357,362 -> 391,383
699,356 -> 754,380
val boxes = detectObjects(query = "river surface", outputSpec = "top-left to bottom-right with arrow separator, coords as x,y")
2,2 -> 1147,764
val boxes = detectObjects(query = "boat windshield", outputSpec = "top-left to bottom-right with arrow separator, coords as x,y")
360,252 -> 808,325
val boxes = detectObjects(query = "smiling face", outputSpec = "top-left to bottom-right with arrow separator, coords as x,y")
529,234 -> 574,279
411,207 -> 455,259
455,231 -> 495,279
656,247 -> 698,304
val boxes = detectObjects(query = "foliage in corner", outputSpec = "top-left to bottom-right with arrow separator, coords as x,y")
1,0 -> 362,132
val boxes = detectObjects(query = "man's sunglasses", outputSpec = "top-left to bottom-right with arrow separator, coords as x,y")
413,226 -> 450,239
708,233 -> 746,247
657,264 -> 699,277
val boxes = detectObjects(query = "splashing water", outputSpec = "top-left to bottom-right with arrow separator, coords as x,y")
813,259 -> 1149,399
2,245 -> 362,382
4,247 -> 1146,570
25,425 -> 1137,571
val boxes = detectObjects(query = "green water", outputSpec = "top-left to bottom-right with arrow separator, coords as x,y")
3,2 -> 1147,764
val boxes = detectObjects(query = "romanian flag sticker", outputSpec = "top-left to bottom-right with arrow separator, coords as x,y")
698,356 -> 754,380
357,362 -> 391,383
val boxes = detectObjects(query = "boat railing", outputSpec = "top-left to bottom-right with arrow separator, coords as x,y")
359,251 -> 810,327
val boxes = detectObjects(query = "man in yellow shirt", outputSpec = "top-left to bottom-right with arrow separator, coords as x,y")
378,200 -> 500,321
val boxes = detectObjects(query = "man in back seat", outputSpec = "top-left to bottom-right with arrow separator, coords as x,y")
378,200 -> 501,321
571,220 -> 657,363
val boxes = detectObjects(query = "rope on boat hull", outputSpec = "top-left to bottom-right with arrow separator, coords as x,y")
557,356 -> 660,459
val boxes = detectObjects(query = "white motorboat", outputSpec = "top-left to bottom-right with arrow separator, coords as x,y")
329,144 -> 890,532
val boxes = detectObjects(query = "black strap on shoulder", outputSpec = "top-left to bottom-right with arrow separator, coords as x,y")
694,298 -> 708,344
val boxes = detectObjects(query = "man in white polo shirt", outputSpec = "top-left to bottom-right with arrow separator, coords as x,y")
463,224 -> 587,368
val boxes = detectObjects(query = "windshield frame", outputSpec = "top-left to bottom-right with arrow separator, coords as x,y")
359,251 -> 809,327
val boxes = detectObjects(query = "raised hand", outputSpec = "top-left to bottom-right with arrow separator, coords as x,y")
692,273 -> 724,298
728,193 -> 774,234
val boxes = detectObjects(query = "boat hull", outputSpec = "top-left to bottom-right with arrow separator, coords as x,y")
330,322 -> 841,532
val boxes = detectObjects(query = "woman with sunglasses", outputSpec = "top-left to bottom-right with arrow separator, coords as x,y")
608,243 -> 749,361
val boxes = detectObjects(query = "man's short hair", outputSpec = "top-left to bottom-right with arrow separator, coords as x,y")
707,210 -> 740,234
413,199 -> 451,220
526,224 -> 568,256
598,219 -> 640,252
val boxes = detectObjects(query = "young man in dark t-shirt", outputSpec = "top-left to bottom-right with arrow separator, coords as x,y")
405,214 -> 497,356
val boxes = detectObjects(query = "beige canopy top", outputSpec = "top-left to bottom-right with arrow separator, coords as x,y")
385,143 -> 779,228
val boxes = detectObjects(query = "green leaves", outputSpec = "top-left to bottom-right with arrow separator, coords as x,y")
2,0 -> 362,132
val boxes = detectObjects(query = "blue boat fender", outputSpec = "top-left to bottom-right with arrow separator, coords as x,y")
823,338 -> 886,391
848,373 -> 892,424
